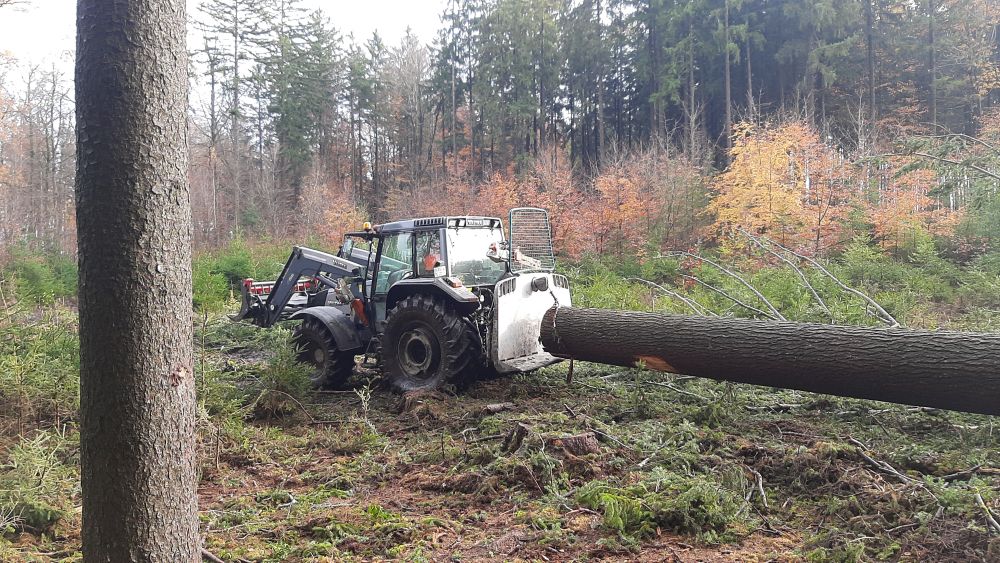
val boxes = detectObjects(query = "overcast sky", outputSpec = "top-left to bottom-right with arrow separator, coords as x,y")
0,0 -> 448,75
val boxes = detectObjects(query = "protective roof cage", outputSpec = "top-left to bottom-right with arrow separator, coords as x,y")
508,207 -> 556,272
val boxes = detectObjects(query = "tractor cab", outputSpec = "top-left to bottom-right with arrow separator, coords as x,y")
339,215 -> 544,328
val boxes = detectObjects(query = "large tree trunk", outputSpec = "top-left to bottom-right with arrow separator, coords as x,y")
76,0 -> 198,560
541,307 -> 1000,416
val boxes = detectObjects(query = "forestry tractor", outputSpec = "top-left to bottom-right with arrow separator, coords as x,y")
232,208 -> 572,392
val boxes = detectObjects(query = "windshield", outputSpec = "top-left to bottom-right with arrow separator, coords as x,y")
447,227 -> 507,286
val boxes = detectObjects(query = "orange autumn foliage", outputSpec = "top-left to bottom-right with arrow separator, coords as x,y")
709,121 -> 842,252
588,168 -> 646,255
319,196 -> 366,245
868,164 -> 963,251
477,173 -> 521,220
373,147 -> 704,259
522,150 -> 587,257
710,120 -> 964,255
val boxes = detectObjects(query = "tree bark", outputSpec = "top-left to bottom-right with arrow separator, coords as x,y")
745,16 -> 753,118
686,30 -> 696,161
541,307 -> 1000,416
76,0 -> 198,560
928,0 -> 937,127
722,0 -> 732,158
864,0 -> 876,124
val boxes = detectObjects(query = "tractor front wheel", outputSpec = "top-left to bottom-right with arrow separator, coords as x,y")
383,295 -> 483,392
293,317 -> 355,389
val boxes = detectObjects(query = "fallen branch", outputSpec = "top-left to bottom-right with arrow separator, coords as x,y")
666,251 -> 786,320
885,522 -> 920,534
744,403 -> 803,412
307,418 -> 348,425
975,493 -> 1000,534
755,235 -> 899,327
202,548 -> 225,563
888,151 -> 1000,182
625,277 -> 715,316
738,228 -> 832,321
466,433 -> 505,444
277,492 -> 297,508
848,438 -> 916,484
745,467 -> 769,509
588,427 -> 630,450
637,442 -> 672,468
942,465 -> 982,482
915,132 -> 999,154
680,274 -> 777,320
942,465 -> 1000,481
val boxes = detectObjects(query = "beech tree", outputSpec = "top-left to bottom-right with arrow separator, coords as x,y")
76,0 -> 198,560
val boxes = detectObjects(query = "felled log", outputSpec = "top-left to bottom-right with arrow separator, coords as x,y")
540,307 -> 1000,416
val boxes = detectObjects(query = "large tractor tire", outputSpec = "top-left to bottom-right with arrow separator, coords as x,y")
382,295 -> 484,392
293,317 -> 355,389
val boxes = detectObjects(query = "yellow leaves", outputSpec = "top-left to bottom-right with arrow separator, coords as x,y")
709,120 -> 820,246
710,119 -> 964,255
977,61 -> 1000,98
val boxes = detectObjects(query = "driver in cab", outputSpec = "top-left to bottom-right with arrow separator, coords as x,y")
421,235 -> 442,276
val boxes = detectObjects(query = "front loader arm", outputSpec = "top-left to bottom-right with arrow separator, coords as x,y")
233,246 -> 361,327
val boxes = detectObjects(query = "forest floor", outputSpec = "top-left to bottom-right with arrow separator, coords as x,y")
4,309 -> 999,562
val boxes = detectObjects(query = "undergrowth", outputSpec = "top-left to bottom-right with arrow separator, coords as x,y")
0,239 -> 997,560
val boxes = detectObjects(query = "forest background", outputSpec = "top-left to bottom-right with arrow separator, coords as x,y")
1,0 -> 998,266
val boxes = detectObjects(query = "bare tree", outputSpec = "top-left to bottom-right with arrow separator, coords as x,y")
76,0 -> 198,560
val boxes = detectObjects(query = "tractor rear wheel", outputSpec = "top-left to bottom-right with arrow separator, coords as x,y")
382,295 -> 483,392
293,317 -> 355,389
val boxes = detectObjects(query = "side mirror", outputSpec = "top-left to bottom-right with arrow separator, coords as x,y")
340,238 -> 355,259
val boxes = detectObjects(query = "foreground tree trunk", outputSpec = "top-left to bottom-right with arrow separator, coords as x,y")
541,307 -> 1000,416
76,0 -> 198,560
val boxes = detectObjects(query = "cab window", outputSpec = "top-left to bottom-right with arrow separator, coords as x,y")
375,233 -> 413,293
340,235 -> 377,280
416,230 -> 443,277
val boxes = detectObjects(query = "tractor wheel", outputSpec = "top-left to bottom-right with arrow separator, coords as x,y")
382,295 -> 484,392
293,317 -> 355,389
